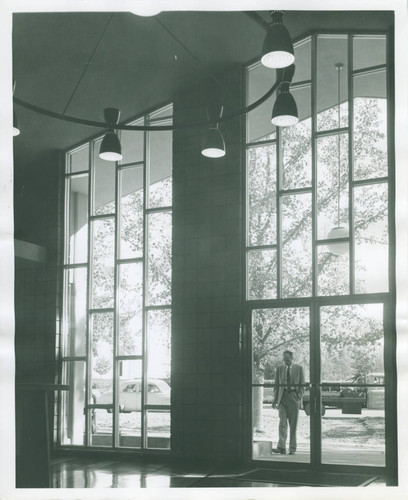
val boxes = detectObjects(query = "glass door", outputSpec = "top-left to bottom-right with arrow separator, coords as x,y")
251,306 -> 311,464
250,301 -> 390,469
319,302 -> 386,467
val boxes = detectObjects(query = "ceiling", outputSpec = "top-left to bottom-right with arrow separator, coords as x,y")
12,10 -> 394,171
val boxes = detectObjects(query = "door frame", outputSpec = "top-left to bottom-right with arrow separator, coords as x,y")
245,293 -> 397,476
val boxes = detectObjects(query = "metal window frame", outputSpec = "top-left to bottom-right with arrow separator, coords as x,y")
245,31 -> 396,474
60,104 -> 173,452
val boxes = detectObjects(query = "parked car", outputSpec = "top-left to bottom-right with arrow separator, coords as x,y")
302,384 -> 367,415
96,378 -> 171,412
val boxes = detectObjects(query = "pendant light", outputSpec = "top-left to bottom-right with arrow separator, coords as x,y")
326,63 -> 349,256
99,107 -> 123,162
13,81 -> 20,136
271,64 -> 298,127
201,104 -> 226,158
261,11 -> 295,69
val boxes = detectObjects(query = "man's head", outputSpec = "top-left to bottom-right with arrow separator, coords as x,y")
283,350 -> 293,366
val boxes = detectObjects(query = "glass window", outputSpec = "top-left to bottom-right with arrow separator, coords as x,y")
62,104 -> 172,451
92,138 -> 116,215
281,193 -> 312,298
316,35 -> 348,132
281,86 -> 312,190
247,249 -> 277,300
354,183 -> 388,294
67,144 -> 89,173
353,70 -> 387,181
247,144 -> 277,246
119,166 -> 144,259
353,35 -> 386,70
66,174 -> 88,265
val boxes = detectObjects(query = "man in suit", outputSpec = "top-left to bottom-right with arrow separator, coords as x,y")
272,350 -> 305,455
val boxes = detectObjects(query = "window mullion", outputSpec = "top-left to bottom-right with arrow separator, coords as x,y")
113,153 -> 120,448
276,125 -> 282,299
348,35 -> 355,295
84,139 -> 94,447
141,117 -> 148,449
311,34 -> 318,298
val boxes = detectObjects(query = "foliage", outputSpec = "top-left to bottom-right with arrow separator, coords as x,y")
250,97 -> 388,428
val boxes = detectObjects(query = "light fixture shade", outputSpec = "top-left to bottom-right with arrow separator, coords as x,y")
201,127 -> 226,158
99,131 -> 122,161
271,91 -> 298,127
261,12 -> 295,68
326,226 -> 349,255
13,110 -> 20,136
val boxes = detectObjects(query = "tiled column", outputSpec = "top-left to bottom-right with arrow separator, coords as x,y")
171,67 -> 245,462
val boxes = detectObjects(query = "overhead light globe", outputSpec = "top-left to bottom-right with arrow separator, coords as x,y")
202,126 -> 226,158
99,131 -> 122,161
326,226 -> 349,255
271,89 -> 298,127
130,4 -> 161,16
261,11 -> 294,69
13,110 -> 20,136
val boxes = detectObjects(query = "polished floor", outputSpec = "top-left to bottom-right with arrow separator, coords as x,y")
50,455 -> 390,488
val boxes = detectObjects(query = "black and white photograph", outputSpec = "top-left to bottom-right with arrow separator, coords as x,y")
1,0 -> 408,498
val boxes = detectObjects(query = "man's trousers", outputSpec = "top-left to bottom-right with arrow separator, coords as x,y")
277,390 -> 300,453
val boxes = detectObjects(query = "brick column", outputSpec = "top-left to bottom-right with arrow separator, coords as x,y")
171,67 -> 245,462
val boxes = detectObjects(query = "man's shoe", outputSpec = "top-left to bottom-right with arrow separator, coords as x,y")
272,448 -> 286,454
289,451 -> 296,455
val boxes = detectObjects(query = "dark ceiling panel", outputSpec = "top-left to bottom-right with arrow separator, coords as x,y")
12,10 -> 394,170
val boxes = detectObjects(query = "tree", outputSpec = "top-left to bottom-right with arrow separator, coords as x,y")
88,177 -> 172,382
250,97 -> 388,431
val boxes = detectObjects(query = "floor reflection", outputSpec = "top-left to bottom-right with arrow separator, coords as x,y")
50,455 -> 388,488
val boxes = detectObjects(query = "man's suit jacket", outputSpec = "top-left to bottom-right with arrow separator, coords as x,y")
273,363 -> 305,406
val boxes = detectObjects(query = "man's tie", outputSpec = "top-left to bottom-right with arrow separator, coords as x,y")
286,366 -> 291,391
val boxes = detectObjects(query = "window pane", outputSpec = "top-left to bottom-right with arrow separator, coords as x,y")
92,138 -> 116,215
67,144 -> 89,173
119,119 -> 144,165
90,312 -> 114,446
292,37 -> 311,83
247,144 -> 276,246
247,63 -> 276,143
320,304 -> 385,466
147,410 -> 170,449
91,218 -> 115,309
147,212 -> 172,306
317,244 -> 349,296
281,86 -> 312,190
353,35 -> 386,70
281,193 -> 312,297
63,268 -> 87,357
66,174 -> 88,265
147,309 -> 171,385
118,263 -> 143,356
118,360 -> 142,448
148,127 -> 172,208
317,134 -> 349,240
119,166 -> 143,259
61,361 -> 86,445
316,35 -> 348,131
247,249 -> 277,300
90,312 -> 114,392
353,71 -> 387,180
149,104 -> 173,121
252,307 -> 310,463
354,183 -> 388,293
